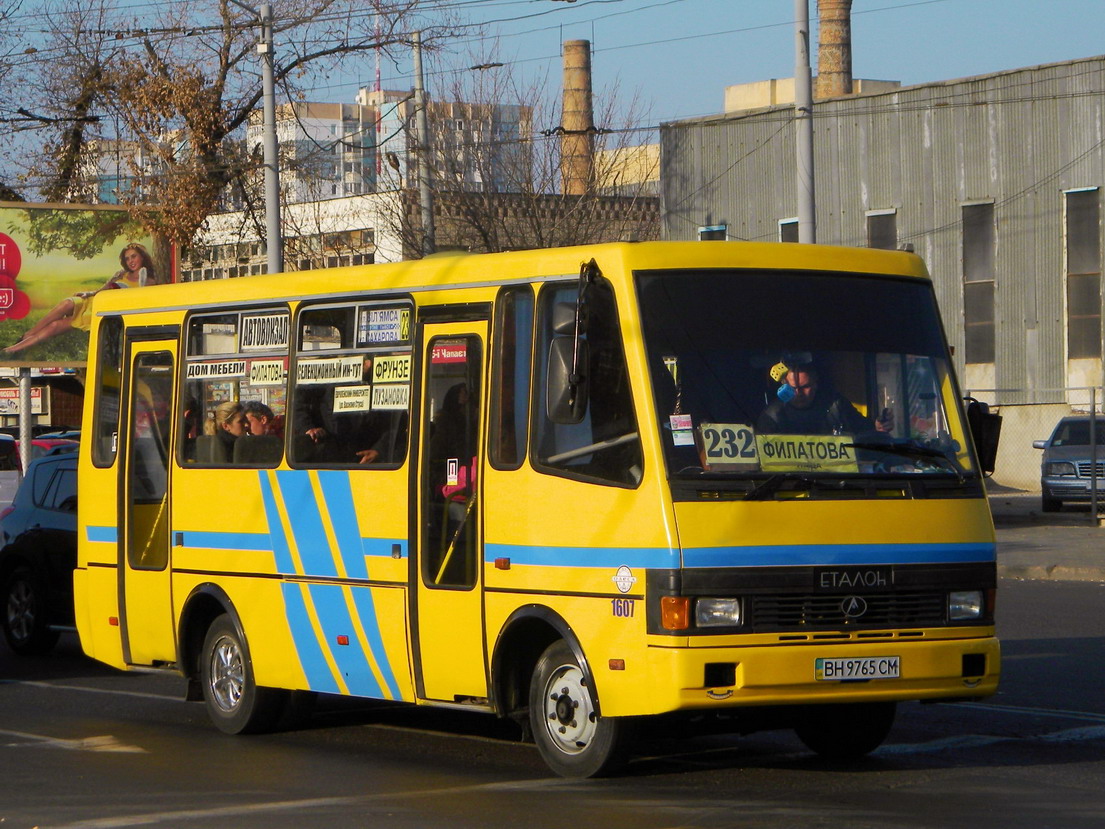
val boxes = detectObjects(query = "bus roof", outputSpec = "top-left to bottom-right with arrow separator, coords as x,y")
91,240 -> 929,316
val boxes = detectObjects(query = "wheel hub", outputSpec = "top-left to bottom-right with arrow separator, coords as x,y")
542,664 -> 597,754
6,579 -> 34,643
209,635 -> 245,713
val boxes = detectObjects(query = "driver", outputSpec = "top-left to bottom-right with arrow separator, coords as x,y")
757,364 -> 894,436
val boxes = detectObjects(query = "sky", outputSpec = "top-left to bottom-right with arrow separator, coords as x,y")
347,0 -> 1105,128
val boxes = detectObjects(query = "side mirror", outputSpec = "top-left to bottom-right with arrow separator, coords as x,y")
965,398 -> 1002,474
547,338 -> 588,424
1032,440 -> 1047,450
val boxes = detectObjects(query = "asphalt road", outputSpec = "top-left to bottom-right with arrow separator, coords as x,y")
2,579 -> 1104,829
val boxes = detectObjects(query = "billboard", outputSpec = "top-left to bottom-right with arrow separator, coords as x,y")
0,203 -> 171,366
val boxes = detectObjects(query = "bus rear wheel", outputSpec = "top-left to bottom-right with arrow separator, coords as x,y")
793,701 -> 896,761
528,639 -> 628,778
200,614 -> 286,734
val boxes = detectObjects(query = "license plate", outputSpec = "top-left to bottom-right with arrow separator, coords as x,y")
816,656 -> 900,681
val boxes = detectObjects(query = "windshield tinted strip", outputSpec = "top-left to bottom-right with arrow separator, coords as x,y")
682,542 -> 995,568
485,543 -> 677,570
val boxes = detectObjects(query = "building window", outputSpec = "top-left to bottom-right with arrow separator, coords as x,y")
1066,189 -> 1102,360
962,202 -> 996,364
779,218 -> 798,243
866,210 -> 897,250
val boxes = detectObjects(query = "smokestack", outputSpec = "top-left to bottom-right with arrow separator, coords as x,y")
815,0 -> 853,99
561,39 -> 594,196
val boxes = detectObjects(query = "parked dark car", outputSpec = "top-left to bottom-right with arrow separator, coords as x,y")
1032,415 -> 1105,512
0,434 -> 79,472
0,452 -> 78,654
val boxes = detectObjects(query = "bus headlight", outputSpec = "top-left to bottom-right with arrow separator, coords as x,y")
948,590 -> 983,621
695,597 -> 742,627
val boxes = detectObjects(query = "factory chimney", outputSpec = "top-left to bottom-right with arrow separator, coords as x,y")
815,0 -> 853,99
561,39 -> 594,196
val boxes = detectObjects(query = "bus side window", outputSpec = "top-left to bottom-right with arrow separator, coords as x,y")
290,300 -> 413,468
181,309 -> 290,468
490,285 -> 534,469
533,279 -> 642,487
92,316 -> 124,466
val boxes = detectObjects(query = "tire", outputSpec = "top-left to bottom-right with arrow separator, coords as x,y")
200,614 -> 287,735
528,639 -> 629,778
2,565 -> 60,655
794,701 -> 896,761
1041,496 -> 1062,513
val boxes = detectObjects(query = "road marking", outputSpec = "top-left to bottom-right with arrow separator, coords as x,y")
0,728 -> 146,753
52,782 -> 582,828
1,678 -> 179,702
952,700 -> 1105,724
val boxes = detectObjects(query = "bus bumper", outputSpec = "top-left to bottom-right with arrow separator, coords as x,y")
616,632 -> 1000,715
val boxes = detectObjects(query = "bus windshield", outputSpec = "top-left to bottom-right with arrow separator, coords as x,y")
636,269 -> 976,487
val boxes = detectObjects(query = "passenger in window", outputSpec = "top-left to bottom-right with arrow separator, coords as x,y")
430,383 -> 476,501
199,401 -> 246,463
243,401 -> 278,436
236,401 -> 283,465
294,383 -> 391,465
756,364 -> 893,436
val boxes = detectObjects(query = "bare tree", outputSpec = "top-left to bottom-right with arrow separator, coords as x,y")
377,47 -> 659,257
18,0 -> 433,245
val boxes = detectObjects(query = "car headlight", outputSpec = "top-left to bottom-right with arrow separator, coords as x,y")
948,590 -> 983,621
695,597 -> 742,627
1044,461 -> 1077,476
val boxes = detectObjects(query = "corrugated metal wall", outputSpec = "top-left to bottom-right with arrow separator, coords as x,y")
661,56 -> 1105,404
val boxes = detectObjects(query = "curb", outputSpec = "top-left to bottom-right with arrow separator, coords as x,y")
997,564 -> 1105,582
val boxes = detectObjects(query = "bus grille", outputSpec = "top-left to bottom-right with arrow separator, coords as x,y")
749,591 -> 946,630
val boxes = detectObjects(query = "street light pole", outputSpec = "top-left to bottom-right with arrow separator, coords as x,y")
412,31 -> 435,257
794,0 -> 816,243
230,0 -> 283,274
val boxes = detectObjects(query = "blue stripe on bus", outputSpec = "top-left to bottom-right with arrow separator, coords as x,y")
484,543 -> 678,569
681,542 -> 996,568
307,583 -> 384,698
86,525 -> 118,544
281,582 -> 341,694
275,470 -> 339,578
177,531 -> 273,552
259,472 -> 296,574
317,471 -> 366,579
362,537 -> 406,559
349,588 -> 402,700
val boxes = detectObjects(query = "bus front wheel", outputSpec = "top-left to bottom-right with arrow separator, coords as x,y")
200,614 -> 286,735
528,639 -> 629,778
793,701 -> 896,760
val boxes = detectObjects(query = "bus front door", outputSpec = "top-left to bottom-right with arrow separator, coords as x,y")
120,338 -> 177,666
414,322 -> 488,702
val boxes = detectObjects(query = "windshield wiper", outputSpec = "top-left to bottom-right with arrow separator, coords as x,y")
845,439 -> 965,482
743,474 -> 818,500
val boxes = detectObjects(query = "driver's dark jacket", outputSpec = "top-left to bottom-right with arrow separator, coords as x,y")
756,392 -> 874,435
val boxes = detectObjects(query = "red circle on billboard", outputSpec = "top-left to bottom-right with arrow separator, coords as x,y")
0,233 -> 21,280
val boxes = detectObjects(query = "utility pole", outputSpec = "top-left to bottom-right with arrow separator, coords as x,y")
229,0 -> 283,274
412,32 -> 435,257
794,0 -> 816,243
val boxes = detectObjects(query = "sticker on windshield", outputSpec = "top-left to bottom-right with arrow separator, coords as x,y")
700,423 -> 759,468
756,434 -> 859,473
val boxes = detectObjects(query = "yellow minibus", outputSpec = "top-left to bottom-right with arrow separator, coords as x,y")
74,241 -> 1000,777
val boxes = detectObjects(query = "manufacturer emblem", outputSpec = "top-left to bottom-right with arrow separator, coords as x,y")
841,596 -> 868,619
613,565 -> 636,594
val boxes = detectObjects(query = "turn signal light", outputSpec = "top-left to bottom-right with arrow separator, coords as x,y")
661,596 -> 690,630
